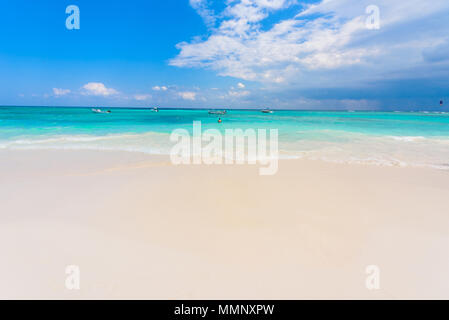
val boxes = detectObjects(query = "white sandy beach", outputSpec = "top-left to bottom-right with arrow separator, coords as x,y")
0,150 -> 448,299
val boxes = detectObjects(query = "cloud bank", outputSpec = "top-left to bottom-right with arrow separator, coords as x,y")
171,0 -> 449,90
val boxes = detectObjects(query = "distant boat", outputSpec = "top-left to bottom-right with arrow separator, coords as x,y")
208,110 -> 227,115
92,108 -> 111,114
151,107 -> 159,112
261,109 -> 273,114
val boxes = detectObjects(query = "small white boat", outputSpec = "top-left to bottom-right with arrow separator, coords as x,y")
261,109 -> 273,114
92,108 -> 111,114
209,110 -> 227,115
151,107 -> 159,112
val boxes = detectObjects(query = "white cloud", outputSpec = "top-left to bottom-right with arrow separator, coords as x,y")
170,0 -> 449,86
189,0 -> 216,27
134,94 -> 152,101
53,88 -> 71,96
237,82 -> 245,88
152,85 -> 168,91
178,91 -> 197,101
82,82 -> 118,96
228,90 -> 250,97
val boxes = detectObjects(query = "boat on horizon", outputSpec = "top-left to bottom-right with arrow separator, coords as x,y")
92,108 -> 111,114
92,108 -> 102,113
261,109 -> 273,114
208,110 -> 227,115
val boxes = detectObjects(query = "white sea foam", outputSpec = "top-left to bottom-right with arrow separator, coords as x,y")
2,131 -> 449,170
0,132 -> 173,155
279,133 -> 449,170
388,136 -> 426,142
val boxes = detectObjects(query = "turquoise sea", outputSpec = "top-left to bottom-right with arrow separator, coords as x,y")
1,106 -> 449,169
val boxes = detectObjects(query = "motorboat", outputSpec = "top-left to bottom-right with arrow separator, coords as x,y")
92,108 -> 111,114
208,110 -> 227,115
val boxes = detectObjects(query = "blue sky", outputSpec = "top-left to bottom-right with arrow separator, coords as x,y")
0,0 -> 448,110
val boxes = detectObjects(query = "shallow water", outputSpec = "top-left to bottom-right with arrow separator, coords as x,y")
1,107 -> 449,169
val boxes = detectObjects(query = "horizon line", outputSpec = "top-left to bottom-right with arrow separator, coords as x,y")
0,105 -> 447,112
